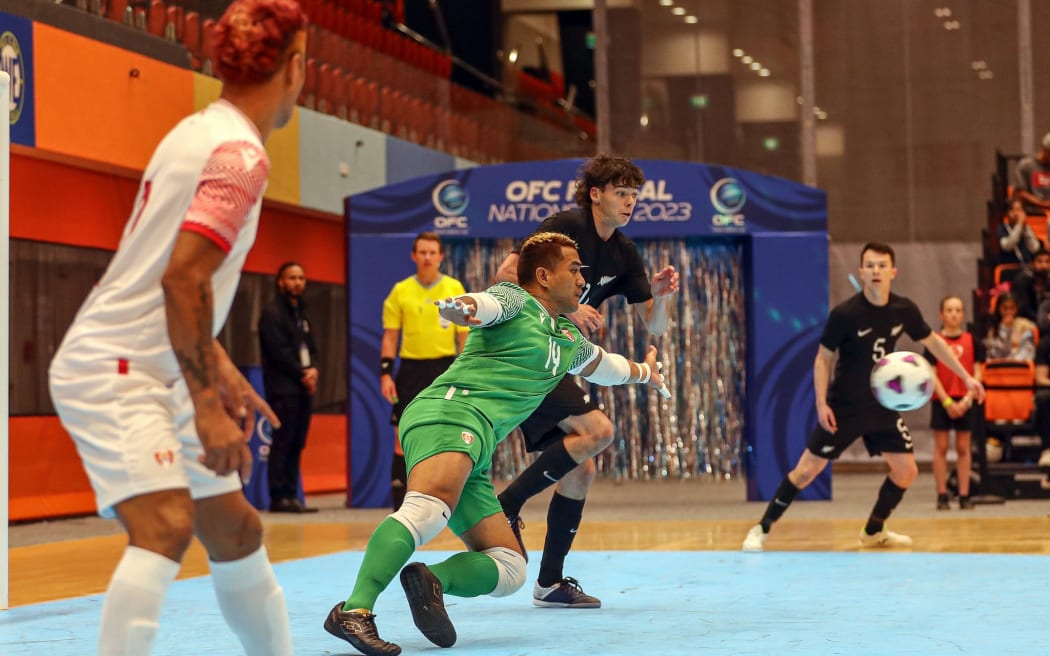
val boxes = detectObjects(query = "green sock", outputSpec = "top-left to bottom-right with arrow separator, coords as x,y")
429,551 -> 500,598
344,517 -> 416,611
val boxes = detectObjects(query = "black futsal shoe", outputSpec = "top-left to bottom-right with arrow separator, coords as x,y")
323,603 -> 401,656
400,562 -> 457,647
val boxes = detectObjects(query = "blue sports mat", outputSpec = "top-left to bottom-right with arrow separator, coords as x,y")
2,550 -> 1045,655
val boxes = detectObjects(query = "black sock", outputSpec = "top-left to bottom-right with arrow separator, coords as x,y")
537,492 -> 586,587
498,441 -> 578,516
391,454 -> 407,511
864,477 -> 906,535
759,477 -> 800,532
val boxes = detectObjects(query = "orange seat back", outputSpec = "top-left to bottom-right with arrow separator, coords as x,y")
983,359 -> 1035,422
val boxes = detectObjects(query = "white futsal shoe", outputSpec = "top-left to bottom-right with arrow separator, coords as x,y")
858,528 -> 912,548
741,524 -> 767,552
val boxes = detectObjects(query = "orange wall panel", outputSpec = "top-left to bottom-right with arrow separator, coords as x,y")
10,415 -> 348,521
33,23 -> 194,170
250,206 -> 346,284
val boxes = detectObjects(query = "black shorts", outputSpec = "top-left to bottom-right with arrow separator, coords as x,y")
806,403 -> 914,460
519,375 -> 600,452
390,356 -> 456,425
929,398 -> 976,432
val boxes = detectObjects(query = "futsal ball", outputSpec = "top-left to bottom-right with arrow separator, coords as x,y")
869,351 -> 935,411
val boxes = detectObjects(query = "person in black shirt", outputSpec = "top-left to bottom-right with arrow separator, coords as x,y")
493,154 -> 679,607
742,242 -> 984,552
258,261 -> 320,513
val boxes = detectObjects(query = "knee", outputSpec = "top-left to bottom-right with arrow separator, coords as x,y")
483,547 -> 527,597
564,457 -> 597,487
892,463 -> 919,487
574,414 -> 614,454
128,500 -> 196,560
199,505 -> 265,560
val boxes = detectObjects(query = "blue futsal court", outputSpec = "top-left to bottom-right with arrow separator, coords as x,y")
2,549 -> 1044,655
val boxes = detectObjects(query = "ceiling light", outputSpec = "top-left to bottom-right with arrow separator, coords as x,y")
640,114 -> 650,127
759,68 -> 770,77
750,62 -> 761,70
742,55 -> 753,64
685,15 -> 698,24
732,48 -> 744,57
659,0 -> 673,5
672,7 -> 685,15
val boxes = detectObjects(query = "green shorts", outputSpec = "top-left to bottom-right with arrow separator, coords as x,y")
400,399 -> 503,536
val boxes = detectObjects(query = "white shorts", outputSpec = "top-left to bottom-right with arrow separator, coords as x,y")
49,365 -> 242,519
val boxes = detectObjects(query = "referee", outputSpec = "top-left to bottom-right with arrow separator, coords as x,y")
380,232 -> 469,509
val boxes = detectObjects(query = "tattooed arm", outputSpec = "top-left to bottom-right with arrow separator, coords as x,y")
162,230 -> 251,479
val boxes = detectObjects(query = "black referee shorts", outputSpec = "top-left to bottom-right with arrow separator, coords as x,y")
390,356 -> 456,425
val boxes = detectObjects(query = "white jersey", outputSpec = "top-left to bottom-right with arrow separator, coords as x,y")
51,99 -> 270,383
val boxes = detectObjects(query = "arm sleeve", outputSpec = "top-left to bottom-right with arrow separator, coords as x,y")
181,141 -> 269,252
568,337 -> 599,374
819,305 -> 849,351
617,241 -> 654,304
381,284 -> 402,330
904,300 -> 933,341
469,283 -> 528,326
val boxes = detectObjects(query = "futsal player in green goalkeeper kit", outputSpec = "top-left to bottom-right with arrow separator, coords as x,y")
323,232 -> 671,656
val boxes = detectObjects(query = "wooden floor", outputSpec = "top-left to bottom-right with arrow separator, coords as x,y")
11,514 -> 1050,608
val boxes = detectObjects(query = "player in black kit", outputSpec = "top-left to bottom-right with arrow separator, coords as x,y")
493,154 -> 679,607
742,242 -> 985,552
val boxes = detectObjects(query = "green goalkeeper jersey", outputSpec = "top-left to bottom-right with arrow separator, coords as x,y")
399,282 -> 597,442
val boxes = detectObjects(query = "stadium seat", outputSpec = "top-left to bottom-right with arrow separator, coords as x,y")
165,5 -> 183,42
994,263 -> 1023,286
146,0 -> 166,38
299,57 -> 318,110
1025,214 -> 1049,248
984,359 -> 1035,423
317,62 -> 335,115
106,0 -> 129,24
182,11 -> 201,70
201,18 -> 217,76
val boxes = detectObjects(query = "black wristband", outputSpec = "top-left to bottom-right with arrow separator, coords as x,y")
381,357 -> 394,376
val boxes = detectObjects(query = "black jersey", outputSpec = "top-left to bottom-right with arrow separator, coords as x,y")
518,208 -> 652,308
820,292 -> 932,407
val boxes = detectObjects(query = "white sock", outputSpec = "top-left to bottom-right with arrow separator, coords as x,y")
209,546 -> 293,656
99,546 -> 181,656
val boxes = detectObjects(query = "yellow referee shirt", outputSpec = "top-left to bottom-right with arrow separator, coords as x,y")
382,275 -> 470,359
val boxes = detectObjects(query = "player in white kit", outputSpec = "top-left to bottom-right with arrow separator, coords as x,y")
48,1 -> 307,653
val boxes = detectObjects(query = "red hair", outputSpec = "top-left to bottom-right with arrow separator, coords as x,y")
214,0 -> 308,86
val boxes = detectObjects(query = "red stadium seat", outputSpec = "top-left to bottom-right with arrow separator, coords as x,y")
146,0 -> 166,37
299,57 -> 318,109
165,5 -> 183,42
106,0 -> 128,23
182,11 -> 201,69
317,62 -> 335,115
201,18 -> 217,76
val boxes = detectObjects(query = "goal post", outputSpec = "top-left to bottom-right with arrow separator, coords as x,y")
1,69 -> 11,611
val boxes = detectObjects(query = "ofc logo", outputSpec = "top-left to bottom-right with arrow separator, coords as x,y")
432,179 -> 469,230
710,177 -> 746,230
0,31 -> 25,125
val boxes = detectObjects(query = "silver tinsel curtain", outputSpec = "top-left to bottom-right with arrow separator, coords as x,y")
443,238 -> 746,481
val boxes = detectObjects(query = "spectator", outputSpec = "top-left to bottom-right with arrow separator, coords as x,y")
998,196 -> 1043,265
1030,340 -> 1050,468
925,296 -> 983,510
1008,248 -> 1050,321
1013,132 -> 1050,215
258,261 -> 320,513
984,294 -> 1036,361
